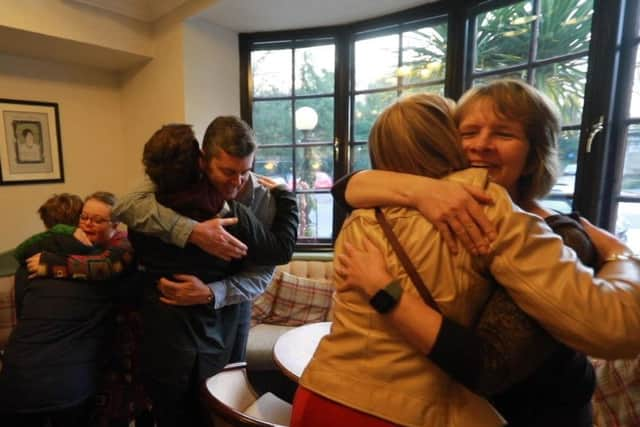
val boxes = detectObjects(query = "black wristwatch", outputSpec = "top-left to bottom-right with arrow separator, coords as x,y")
369,279 -> 403,314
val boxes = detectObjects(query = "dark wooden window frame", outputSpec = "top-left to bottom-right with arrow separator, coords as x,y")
239,0 -> 632,250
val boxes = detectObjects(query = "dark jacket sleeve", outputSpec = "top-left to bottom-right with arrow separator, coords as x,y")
428,214 -> 598,396
14,224 -> 76,262
430,288 -> 556,396
13,233 -> 95,316
227,186 -> 298,266
331,171 -> 361,212
15,232 -> 90,263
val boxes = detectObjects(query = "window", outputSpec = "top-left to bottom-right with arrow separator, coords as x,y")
351,19 -> 448,171
249,40 -> 336,243
241,6 -> 450,248
240,0 -> 638,251
467,0 -> 593,213
606,0 -> 640,251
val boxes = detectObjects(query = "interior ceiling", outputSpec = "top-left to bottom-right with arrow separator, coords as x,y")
198,0 -> 436,32
72,0 -> 436,31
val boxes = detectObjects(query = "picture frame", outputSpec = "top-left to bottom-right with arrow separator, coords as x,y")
0,98 -> 64,185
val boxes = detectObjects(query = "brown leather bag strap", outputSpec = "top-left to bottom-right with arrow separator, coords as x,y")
375,207 -> 441,313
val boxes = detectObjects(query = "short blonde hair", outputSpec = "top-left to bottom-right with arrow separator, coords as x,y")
369,93 -> 468,177
455,79 -> 561,200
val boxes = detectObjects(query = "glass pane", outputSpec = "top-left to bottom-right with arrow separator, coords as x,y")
295,146 -> 334,190
294,97 -> 334,143
472,70 -> 528,86
355,34 -> 399,91
251,49 -> 292,97
540,197 -> 573,214
533,58 -> 588,126
400,84 -> 444,97
353,91 -> 397,142
538,0 -> 592,60
297,193 -> 333,239
401,23 -> 447,85
629,46 -> 640,118
554,130 -> 580,195
474,1 -> 532,72
621,124 -> 640,197
254,147 -> 293,189
351,144 -> 371,171
616,202 -> 640,252
295,44 -> 335,96
253,100 -> 292,145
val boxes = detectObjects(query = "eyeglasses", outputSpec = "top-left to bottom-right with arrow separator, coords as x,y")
79,213 -> 111,225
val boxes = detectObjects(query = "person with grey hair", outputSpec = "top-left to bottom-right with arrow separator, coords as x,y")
114,117 -> 298,426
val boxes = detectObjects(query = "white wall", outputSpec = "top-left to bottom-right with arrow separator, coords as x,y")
183,17 -> 240,141
0,53 -> 125,251
118,15 -> 240,186
0,0 -> 242,252
119,21 -> 187,188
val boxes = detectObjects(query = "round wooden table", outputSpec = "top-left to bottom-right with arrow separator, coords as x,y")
273,321 -> 331,382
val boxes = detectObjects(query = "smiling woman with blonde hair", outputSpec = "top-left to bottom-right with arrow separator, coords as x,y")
291,92 -> 640,427
331,80 -> 603,426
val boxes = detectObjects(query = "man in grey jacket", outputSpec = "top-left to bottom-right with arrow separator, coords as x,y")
114,116 -> 298,426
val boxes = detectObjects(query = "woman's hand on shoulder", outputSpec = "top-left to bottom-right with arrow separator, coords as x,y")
335,236 -> 393,298
413,178 -> 496,256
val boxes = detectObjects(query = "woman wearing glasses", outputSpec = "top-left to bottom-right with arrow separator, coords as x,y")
0,192 -> 134,427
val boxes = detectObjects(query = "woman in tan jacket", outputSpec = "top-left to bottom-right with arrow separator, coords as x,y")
331,79 -> 617,427
291,92 -> 640,427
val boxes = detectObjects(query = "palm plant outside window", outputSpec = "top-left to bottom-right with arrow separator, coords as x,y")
350,20 -> 448,171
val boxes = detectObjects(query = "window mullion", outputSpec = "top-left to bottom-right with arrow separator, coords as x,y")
445,0 -> 469,99
574,0 -> 626,226
332,29 -> 351,241
603,0 -> 640,234
528,0 -> 541,83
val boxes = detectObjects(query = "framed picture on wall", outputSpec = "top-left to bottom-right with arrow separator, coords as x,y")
0,98 -> 64,185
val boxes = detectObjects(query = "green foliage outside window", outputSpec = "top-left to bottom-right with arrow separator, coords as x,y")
248,0 -> 596,241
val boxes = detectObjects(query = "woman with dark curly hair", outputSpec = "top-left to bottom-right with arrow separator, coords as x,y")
130,123 -> 298,427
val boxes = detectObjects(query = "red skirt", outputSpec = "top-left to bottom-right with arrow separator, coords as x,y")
291,386 -> 399,427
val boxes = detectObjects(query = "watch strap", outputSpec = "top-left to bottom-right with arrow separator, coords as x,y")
370,279 -> 403,314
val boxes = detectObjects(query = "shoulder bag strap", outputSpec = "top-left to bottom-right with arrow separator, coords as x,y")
375,207 -> 441,313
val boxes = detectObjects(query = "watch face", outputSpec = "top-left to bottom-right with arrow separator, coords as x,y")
370,289 -> 397,314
